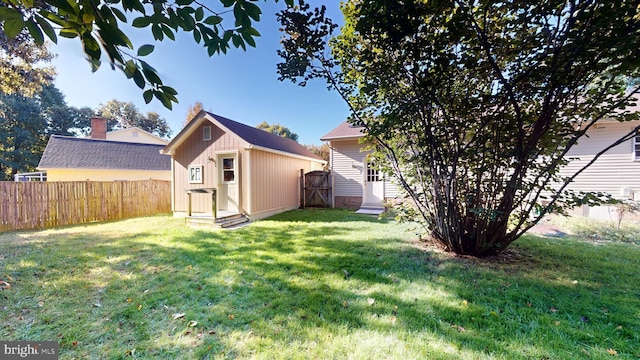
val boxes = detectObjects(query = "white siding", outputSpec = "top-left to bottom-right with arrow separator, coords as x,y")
557,121 -> 640,197
384,176 -> 404,198
330,140 -> 367,197
106,128 -> 168,144
329,139 -> 404,198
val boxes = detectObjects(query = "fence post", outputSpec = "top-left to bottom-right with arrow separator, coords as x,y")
118,181 -> 124,220
85,181 -> 90,222
212,189 -> 217,219
187,191 -> 192,217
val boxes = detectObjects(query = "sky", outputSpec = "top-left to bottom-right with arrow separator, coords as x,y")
50,1 -> 349,145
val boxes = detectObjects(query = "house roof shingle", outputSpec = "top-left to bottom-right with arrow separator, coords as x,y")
208,112 -> 320,159
320,121 -> 365,141
163,112 -> 323,161
38,135 -> 171,170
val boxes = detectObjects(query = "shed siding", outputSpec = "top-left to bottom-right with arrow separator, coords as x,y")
553,122 -> 640,197
172,121 -> 246,214
330,139 -> 366,197
330,139 -> 404,199
249,149 -> 316,218
46,168 -> 170,182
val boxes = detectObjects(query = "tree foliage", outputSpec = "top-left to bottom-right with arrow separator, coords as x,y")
278,0 -> 640,256
257,121 -> 299,141
96,99 -> 172,138
0,26 -> 55,97
0,84 -> 91,180
0,0 -> 291,108
183,101 -> 204,128
305,143 -> 329,164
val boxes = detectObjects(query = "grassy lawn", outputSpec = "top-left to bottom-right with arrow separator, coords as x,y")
1,209 -> 638,359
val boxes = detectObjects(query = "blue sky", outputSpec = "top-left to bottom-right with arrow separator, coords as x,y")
50,1 -> 348,145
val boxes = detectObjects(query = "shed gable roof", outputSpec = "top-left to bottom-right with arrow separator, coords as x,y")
163,112 -> 322,161
38,135 -> 171,170
320,121 -> 365,141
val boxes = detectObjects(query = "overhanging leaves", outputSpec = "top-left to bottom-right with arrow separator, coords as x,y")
4,0 -> 284,108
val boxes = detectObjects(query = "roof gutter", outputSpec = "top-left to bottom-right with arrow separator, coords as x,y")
246,144 -> 327,165
320,135 -> 365,142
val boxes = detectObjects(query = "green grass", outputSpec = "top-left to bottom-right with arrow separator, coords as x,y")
0,209 -> 638,359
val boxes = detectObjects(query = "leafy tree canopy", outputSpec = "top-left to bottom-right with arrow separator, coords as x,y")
96,99 -> 172,138
257,120 -> 298,141
0,0 -> 292,108
0,84 -> 91,180
305,143 -> 329,164
0,28 -> 55,97
183,101 -> 204,128
278,0 -> 640,256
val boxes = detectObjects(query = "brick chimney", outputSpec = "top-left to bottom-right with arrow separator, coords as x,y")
90,117 -> 107,139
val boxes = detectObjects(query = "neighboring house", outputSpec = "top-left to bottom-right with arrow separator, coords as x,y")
105,127 -> 169,145
323,114 -> 640,220
320,121 -> 402,213
161,111 -> 325,222
554,118 -> 640,219
37,117 -> 171,181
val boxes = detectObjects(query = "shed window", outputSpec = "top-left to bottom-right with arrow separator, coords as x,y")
188,165 -> 203,184
203,126 -> 211,141
222,158 -> 235,183
635,131 -> 640,161
366,162 -> 381,182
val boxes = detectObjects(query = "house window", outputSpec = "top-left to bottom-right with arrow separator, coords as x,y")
222,158 -> 235,183
635,131 -> 640,161
132,131 -> 138,137
366,162 -> 381,182
188,165 -> 203,184
203,126 -> 212,141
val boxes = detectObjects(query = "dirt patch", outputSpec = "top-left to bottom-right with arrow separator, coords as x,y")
527,222 -> 570,238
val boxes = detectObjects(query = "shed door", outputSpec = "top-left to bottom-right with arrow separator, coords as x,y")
218,155 -> 238,213
363,162 -> 384,206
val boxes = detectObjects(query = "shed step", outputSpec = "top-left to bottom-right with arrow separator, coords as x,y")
185,214 -> 249,229
355,206 -> 385,215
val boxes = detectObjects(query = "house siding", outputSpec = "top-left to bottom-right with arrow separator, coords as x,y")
557,122 -> 640,196
330,139 -> 366,197
329,139 -> 404,206
172,121 -> 246,214
45,169 -> 170,182
106,128 -> 168,145
248,149 -> 317,219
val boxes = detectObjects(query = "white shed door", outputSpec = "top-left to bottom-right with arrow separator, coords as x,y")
363,162 -> 384,206
218,155 -> 238,213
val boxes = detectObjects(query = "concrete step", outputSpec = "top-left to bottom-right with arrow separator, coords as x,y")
355,206 -> 385,215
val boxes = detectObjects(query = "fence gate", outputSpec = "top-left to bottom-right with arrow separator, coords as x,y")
303,170 -> 332,208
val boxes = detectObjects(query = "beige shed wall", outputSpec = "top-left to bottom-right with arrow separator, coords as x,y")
171,121 -> 246,215
45,168 -> 170,182
248,149 -> 320,220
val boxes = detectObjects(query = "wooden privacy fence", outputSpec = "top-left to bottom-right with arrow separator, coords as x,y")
302,170 -> 332,208
0,180 -> 171,232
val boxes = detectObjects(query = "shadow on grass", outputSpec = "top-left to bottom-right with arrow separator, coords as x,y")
1,210 -> 638,359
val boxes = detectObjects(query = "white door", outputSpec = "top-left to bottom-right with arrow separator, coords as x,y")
218,155 -> 238,212
363,162 -> 384,206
